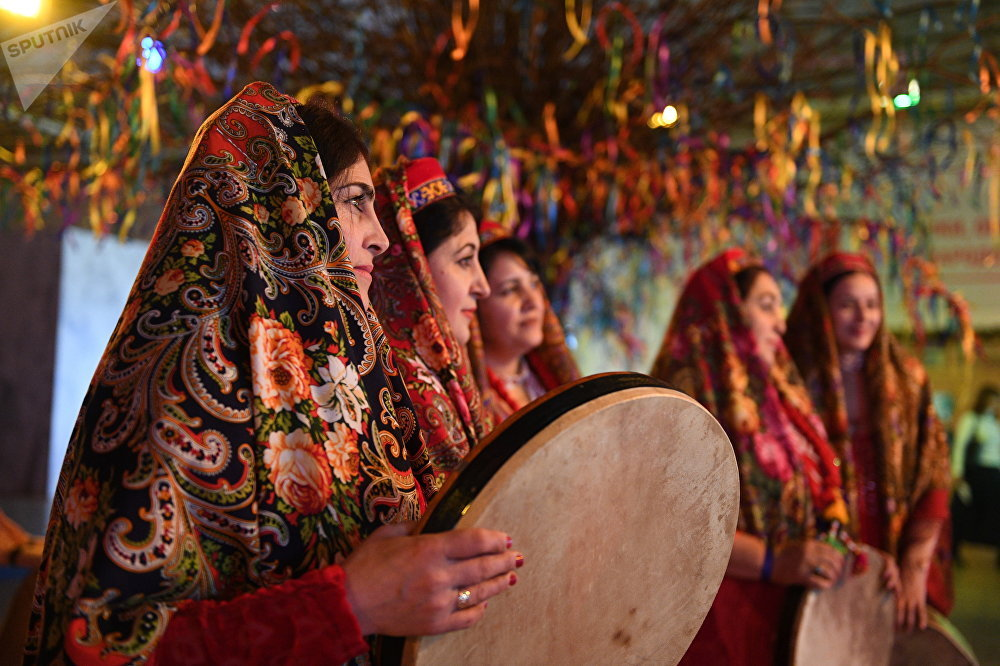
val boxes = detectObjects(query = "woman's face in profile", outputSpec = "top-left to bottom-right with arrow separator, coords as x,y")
740,271 -> 786,368
827,272 -> 882,355
330,156 -> 389,307
425,211 -> 491,345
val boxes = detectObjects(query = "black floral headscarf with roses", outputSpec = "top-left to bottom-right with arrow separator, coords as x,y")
25,82 -> 430,663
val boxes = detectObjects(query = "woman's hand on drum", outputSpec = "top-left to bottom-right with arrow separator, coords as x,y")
896,554 -> 930,632
772,539 -> 846,589
341,523 -> 523,636
880,552 -> 900,594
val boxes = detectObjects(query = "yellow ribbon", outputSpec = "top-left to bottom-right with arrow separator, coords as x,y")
138,65 -> 161,155
451,0 -> 479,61
562,0 -> 593,62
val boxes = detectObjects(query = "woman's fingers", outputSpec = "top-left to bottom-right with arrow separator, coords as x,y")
881,556 -> 900,592
438,528 -> 511,559
899,597 -> 916,632
427,566 -> 521,635
808,569 -> 836,589
342,526 -> 523,637
450,549 -> 522,587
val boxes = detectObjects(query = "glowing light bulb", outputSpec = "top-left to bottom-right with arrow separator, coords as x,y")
0,0 -> 42,17
648,105 -> 679,129
660,105 -> 679,127
137,36 -> 166,73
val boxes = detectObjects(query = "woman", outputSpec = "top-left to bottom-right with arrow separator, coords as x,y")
650,249 -> 858,665
371,157 -> 493,492
952,384 -> 1000,560
785,252 -> 953,631
470,221 -> 580,424
25,84 -> 522,664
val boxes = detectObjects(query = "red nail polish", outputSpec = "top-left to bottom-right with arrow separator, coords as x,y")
506,536 -> 513,549
515,554 -> 525,568
509,572 -> 518,586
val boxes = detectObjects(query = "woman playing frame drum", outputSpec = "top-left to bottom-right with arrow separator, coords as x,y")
785,252 -> 953,631
651,249 -> 865,665
24,84 -> 522,664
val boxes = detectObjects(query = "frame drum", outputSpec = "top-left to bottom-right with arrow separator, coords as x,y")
381,372 -> 739,665
891,609 -> 979,666
789,546 -> 895,666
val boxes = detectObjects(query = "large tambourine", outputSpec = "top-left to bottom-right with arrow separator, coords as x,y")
790,545 -> 896,666
380,372 -> 740,665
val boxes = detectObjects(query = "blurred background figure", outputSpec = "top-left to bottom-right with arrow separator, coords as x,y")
470,221 -> 579,427
651,249 -> 854,665
951,384 -> 1000,566
0,509 -> 43,663
786,252 -> 953,631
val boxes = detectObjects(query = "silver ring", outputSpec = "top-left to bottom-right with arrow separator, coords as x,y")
456,588 -> 473,610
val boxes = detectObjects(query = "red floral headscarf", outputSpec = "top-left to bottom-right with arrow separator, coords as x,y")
785,253 -> 952,557
650,249 -> 847,543
467,220 -> 580,425
371,157 -> 492,494
25,83 -> 428,663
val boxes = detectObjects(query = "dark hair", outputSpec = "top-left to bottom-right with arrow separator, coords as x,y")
297,98 -> 369,184
733,266 -> 769,300
973,385 -> 1000,414
412,191 -> 476,256
822,270 -> 871,297
479,237 -> 542,278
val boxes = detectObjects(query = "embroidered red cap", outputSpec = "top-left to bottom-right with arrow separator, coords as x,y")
405,157 -> 456,212
479,219 -> 509,246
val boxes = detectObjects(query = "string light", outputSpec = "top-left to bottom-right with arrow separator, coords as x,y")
137,36 -> 166,73
647,104 -> 679,129
0,0 -> 41,17
893,78 -> 920,109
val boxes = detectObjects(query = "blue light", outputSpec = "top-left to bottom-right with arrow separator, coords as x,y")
137,37 -> 166,74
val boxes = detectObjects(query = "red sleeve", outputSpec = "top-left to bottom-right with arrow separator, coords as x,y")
910,487 -> 950,522
149,565 -> 368,665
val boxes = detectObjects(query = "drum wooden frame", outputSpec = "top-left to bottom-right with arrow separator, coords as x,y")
379,372 -> 740,665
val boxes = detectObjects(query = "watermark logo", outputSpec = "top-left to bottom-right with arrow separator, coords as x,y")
2,2 -> 116,110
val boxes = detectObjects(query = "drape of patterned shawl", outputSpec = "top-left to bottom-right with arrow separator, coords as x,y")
25,82 -> 428,664
370,157 -> 491,495
466,221 -> 581,425
784,252 -> 952,557
650,249 -> 847,544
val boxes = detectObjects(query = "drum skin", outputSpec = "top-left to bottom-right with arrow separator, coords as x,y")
380,372 -> 740,665
790,546 -> 896,666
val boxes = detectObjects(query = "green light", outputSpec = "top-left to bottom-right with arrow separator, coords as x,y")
893,93 -> 913,109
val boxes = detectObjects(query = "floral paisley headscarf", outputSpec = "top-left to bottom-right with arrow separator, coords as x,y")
650,249 -> 847,543
785,252 -> 952,609
25,82 -> 427,663
467,220 -> 580,425
371,157 -> 491,494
